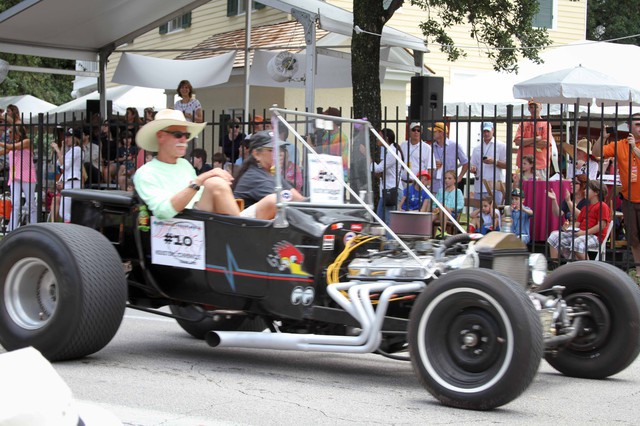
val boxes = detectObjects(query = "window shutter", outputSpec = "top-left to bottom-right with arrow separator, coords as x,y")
159,23 -> 168,34
533,0 -> 553,28
227,0 -> 238,16
255,2 -> 265,10
181,12 -> 192,29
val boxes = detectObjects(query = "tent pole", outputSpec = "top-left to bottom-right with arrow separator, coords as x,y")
292,8 -> 317,120
243,2 -> 253,125
98,48 -> 111,121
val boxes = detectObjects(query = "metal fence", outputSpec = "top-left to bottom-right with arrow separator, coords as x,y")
2,104 -> 636,272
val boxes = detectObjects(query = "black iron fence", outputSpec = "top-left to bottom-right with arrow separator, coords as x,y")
1,104 -> 636,272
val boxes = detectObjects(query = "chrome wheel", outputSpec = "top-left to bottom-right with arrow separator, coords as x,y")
4,257 -> 58,330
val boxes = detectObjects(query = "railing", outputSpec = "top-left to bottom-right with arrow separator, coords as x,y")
2,104 -> 636,273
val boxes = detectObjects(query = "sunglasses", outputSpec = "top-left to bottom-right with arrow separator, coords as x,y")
232,125 -> 240,129
162,130 -> 191,139
411,128 -> 421,132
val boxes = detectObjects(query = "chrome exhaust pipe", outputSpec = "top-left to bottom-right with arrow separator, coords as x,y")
206,282 -> 424,354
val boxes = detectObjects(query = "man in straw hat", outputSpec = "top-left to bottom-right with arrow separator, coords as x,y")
133,109 -> 276,220
513,98 -> 553,179
562,137 -> 598,180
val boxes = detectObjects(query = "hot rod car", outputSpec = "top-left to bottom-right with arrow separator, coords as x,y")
0,110 -> 638,411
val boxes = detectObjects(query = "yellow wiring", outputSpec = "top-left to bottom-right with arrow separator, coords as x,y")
326,235 -> 378,285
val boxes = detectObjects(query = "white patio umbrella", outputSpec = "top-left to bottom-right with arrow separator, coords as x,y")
513,65 -> 640,176
512,64 -> 640,106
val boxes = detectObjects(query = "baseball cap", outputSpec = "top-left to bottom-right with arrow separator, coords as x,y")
417,170 -> 431,179
249,130 -> 279,151
409,122 -> 421,130
482,122 -> 494,131
511,188 -> 524,198
427,122 -> 446,133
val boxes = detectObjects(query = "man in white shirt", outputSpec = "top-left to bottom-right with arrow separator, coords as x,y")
399,122 -> 433,186
470,122 -> 507,203
429,121 -> 469,193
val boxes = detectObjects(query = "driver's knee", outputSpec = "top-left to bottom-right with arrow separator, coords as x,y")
203,176 -> 233,196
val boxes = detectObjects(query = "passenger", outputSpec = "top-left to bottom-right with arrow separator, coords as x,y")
133,109 -> 276,220
547,180 -> 611,260
232,131 -> 306,210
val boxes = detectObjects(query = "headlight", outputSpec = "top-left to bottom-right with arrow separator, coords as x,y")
528,253 -> 547,286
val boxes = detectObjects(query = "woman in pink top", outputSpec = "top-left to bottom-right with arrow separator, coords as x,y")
0,123 -> 37,231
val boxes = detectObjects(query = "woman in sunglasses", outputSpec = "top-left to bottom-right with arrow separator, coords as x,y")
222,117 -> 245,163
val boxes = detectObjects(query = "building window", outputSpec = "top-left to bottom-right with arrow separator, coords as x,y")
533,0 -> 555,29
159,12 -> 192,34
227,0 -> 265,17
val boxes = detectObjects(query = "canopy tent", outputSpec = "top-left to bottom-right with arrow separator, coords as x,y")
112,51 -> 237,89
45,85 -> 166,118
444,41 -> 640,117
1,0 -> 428,117
0,95 -> 56,119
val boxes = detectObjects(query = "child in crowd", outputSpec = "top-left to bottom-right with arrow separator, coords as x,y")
546,179 -> 611,260
510,188 -> 533,244
433,170 -> 465,232
212,152 -> 226,169
470,196 -> 501,234
512,155 -> 535,187
399,170 -> 431,212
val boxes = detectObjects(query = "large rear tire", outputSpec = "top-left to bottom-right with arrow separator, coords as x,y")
0,223 -> 127,361
409,269 -> 542,410
539,261 -> 640,378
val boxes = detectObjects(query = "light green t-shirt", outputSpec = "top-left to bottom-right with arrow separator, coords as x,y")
133,158 -> 202,219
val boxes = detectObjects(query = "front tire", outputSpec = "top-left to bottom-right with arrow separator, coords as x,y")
0,223 -> 127,361
409,269 -> 542,410
539,261 -> 640,379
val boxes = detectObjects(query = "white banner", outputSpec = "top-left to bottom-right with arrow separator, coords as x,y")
150,217 -> 206,270
308,154 -> 344,204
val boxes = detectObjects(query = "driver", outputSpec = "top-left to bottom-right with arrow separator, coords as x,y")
133,109 -> 276,220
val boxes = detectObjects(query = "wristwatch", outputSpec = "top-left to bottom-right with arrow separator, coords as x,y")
188,180 -> 201,191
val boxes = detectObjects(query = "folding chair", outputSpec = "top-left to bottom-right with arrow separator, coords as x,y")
589,220 -> 614,261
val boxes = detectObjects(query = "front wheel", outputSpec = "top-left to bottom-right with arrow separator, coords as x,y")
539,261 -> 640,379
409,269 -> 542,410
0,223 -> 127,361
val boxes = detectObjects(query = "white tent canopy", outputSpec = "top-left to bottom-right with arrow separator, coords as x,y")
444,41 -> 640,117
0,95 -> 56,118
513,65 -> 640,106
45,85 -> 166,118
112,51 -> 237,89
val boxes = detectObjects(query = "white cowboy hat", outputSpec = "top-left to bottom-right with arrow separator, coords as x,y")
135,109 -> 206,152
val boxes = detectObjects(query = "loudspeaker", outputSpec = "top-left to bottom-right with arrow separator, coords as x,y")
85,99 -> 112,123
409,76 -> 444,122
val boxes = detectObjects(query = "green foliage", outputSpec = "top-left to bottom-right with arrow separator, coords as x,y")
0,0 -> 74,105
410,0 -> 551,72
587,0 -> 640,45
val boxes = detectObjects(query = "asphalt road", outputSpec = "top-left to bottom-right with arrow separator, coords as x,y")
3,309 -> 639,425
